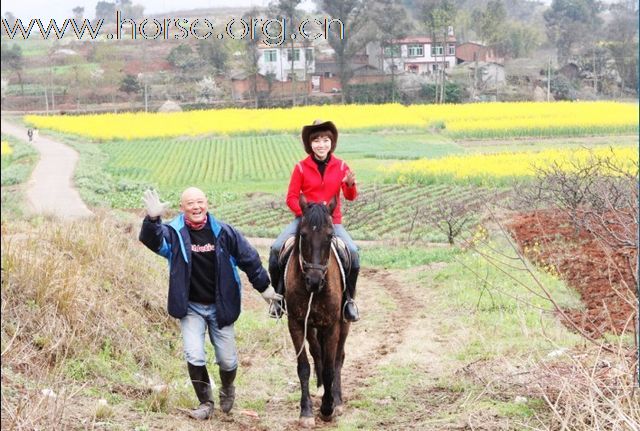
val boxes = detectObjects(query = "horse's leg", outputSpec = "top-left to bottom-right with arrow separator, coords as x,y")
289,319 -> 315,428
319,325 -> 340,421
333,321 -> 351,415
306,328 -> 324,396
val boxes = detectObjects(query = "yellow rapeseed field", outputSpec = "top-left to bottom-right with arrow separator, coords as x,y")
24,101 -> 638,140
387,146 -> 638,185
1,140 -> 13,156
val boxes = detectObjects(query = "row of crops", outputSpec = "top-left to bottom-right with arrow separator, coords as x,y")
213,184 -> 499,242
25,101 -> 638,140
102,135 -> 301,187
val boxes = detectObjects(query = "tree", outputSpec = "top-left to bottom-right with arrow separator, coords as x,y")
318,0 -> 372,103
95,1 -> 116,23
167,44 -> 198,80
421,0 -> 457,103
604,0 -> 639,94
544,0 -> 603,65
72,6 -> 84,20
472,0 -> 507,51
371,0 -> 410,102
500,22 -> 541,59
242,8 -> 262,108
0,42 -> 24,97
272,0 -> 302,106
197,40 -> 229,74
119,74 -> 141,95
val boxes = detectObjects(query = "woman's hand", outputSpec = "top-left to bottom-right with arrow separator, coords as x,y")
342,169 -> 356,187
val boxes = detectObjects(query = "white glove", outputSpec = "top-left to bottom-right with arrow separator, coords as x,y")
142,189 -> 169,218
261,286 -> 283,304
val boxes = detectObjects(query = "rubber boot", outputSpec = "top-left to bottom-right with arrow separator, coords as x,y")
219,368 -> 237,414
268,251 -> 285,318
187,363 -> 214,420
343,266 -> 360,322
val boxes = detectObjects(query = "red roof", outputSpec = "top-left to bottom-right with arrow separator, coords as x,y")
392,36 -> 456,44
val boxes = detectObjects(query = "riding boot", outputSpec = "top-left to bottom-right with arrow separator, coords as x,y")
187,363 -> 214,420
219,368 -> 237,414
268,251 -> 285,318
343,266 -> 360,322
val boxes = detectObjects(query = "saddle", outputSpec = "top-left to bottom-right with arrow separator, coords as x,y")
278,236 -> 351,292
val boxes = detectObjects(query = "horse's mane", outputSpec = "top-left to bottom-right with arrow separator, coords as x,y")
298,203 -> 330,234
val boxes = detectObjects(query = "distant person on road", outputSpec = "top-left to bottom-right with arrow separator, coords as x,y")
139,187 -> 281,420
268,119 -> 361,322
27,128 -> 33,142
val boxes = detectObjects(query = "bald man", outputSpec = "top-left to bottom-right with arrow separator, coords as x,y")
139,188 -> 281,420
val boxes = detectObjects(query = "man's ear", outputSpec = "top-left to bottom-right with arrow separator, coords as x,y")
327,195 -> 337,214
299,194 -> 308,212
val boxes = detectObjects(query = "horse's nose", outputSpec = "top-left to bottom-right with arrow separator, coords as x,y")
305,273 -> 323,292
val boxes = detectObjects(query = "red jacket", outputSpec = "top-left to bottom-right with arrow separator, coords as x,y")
286,155 -> 357,224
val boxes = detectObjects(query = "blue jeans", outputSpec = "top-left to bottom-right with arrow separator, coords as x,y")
271,218 -> 359,268
180,302 -> 238,371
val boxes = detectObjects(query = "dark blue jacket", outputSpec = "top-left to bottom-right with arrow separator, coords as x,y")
139,212 -> 270,327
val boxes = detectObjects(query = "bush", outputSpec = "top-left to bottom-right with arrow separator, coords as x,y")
345,82 -> 397,104
420,83 -> 464,103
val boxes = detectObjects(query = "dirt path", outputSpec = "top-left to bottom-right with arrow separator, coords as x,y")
1,118 -> 93,219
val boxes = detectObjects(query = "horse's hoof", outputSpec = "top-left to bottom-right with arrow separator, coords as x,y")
319,412 -> 334,422
315,385 -> 324,398
299,416 -> 315,428
333,405 -> 345,416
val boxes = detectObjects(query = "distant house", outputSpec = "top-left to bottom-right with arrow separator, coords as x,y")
456,42 -> 504,65
311,54 -> 385,93
381,32 -> 457,75
449,61 -> 506,86
257,42 -> 315,82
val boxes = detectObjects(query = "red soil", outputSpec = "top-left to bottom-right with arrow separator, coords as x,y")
507,209 -> 637,336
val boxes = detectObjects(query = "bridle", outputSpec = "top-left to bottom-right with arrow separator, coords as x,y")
298,235 -> 329,279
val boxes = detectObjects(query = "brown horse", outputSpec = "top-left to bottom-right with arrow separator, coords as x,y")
284,195 -> 351,427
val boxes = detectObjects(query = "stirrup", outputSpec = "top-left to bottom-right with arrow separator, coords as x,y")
343,299 -> 360,322
268,300 -> 285,319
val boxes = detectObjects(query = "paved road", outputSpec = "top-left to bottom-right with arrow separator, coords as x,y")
2,118 -> 93,219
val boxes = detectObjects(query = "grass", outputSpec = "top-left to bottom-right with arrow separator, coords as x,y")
0,133 -> 38,218
361,245 -> 459,269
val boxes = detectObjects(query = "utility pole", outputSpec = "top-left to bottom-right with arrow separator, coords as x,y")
547,57 -> 551,102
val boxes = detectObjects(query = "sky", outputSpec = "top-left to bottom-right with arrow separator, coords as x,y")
2,0 -> 316,22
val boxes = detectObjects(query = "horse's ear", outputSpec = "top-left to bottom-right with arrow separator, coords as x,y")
327,195 -> 337,214
299,194 -> 308,212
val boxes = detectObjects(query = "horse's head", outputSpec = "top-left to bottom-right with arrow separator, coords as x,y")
297,194 -> 337,293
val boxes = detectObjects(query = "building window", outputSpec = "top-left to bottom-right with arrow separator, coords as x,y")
407,44 -> 424,57
287,49 -> 300,61
407,64 -> 419,73
264,49 -> 277,62
305,48 -> 313,62
448,44 -> 455,56
383,45 -> 401,57
431,44 -> 443,56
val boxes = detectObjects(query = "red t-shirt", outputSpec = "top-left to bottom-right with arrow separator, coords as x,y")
286,155 -> 357,224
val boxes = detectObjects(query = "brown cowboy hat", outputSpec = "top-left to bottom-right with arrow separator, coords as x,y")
301,119 -> 338,155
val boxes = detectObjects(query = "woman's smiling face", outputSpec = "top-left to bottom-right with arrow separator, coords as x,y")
311,135 -> 332,160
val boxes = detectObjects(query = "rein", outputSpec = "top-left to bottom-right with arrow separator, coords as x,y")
294,233 -> 329,359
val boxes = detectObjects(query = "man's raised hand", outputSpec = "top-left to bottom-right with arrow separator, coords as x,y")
142,189 -> 169,218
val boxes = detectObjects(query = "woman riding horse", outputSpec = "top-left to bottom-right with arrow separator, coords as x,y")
268,119 -> 360,322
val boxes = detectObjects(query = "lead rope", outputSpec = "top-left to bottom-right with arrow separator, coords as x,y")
295,292 -> 314,358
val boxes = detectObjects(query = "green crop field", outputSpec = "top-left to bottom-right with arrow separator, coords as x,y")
68,130 -> 635,243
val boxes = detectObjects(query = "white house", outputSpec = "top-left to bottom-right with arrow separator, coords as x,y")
382,34 -> 457,75
257,43 -> 315,82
